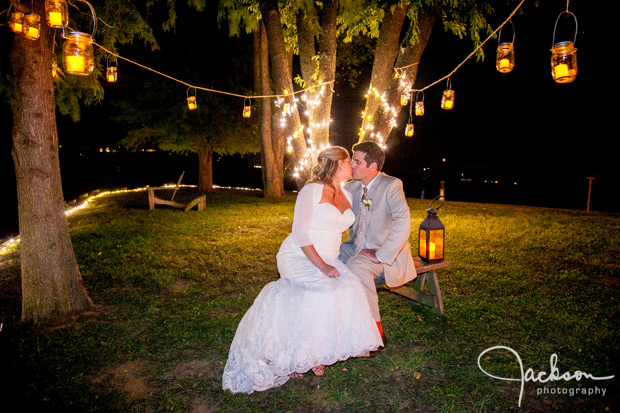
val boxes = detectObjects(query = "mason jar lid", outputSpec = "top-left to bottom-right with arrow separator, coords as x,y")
63,31 -> 93,43
551,41 -> 576,53
24,12 -> 41,23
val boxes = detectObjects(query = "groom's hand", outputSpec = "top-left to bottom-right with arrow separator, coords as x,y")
359,248 -> 381,264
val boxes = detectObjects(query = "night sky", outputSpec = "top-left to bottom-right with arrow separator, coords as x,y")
1,0 -> 613,240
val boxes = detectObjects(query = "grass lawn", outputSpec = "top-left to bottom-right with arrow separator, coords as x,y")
0,187 -> 618,412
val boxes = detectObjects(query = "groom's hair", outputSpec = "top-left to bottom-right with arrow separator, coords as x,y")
352,141 -> 385,171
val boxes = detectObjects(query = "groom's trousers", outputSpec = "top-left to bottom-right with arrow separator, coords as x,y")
340,242 -> 385,322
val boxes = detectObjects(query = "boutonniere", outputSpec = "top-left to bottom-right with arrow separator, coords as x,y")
362,193 -> 372,210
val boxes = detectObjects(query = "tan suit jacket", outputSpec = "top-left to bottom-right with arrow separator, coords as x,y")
343,173 -> 416,287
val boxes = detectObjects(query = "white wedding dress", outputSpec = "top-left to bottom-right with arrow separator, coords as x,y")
222,183 -> 383,394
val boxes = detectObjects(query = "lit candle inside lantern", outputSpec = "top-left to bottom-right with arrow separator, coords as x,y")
66,56 -> 85,73
49,11 -> 62,27
27,26 -> 39,39
14,22 -> 23,33
554,63 -> 569,79
429,242 -> 436,260
443,100 -> 453,109
243,106 -> 251,118
499,58 -> 510,70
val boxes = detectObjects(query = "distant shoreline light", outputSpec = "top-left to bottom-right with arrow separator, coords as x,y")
0,184 -> 261,256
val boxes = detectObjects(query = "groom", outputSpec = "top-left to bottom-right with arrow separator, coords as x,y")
340,141 -> 417,347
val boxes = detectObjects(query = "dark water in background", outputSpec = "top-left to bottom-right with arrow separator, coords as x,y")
2,148 -> 618,242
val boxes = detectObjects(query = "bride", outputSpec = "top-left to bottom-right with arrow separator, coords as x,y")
222,146 -> 383,394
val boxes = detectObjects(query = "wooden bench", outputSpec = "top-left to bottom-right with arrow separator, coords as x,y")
381,259 -> 447,315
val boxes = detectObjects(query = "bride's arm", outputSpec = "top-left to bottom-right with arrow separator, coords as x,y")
300,245 -> 340,278
291,183 -> 340,278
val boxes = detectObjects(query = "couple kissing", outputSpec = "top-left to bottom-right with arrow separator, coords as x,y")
223,141 -> 416,394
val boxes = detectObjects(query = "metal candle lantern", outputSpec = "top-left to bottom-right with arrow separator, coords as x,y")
9,12 -> 25,33
418,196 -> 445,263
23,13 -> 41,40
551,11 -> 578,84
62,1 -> 96,76
441,78 -> 454,110
496,21 -> 515,73
45,0 -> 68,28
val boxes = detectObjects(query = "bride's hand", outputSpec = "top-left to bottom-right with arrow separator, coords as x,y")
320,264 -> 340,278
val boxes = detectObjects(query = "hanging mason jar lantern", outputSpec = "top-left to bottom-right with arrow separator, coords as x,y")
418,196 -> 445,263
187,87 -> 197,110
283,102 -> 291,115
400,92 -> 409,106
243,98 -> 251,118
9,12 -> 25,34
415,91 -> 425,116
45,0 -> 68,29
106,55 -> 118,83
64,32 -> 94,75
441,78 -> 455,110
551,11 -> 578,84
496,20 -> 515,73
23,13 -> 41,40
62,1 -> 96,76
405,123 -> 414,137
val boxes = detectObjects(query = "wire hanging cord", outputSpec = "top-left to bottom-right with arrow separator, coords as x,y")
93,42 -> 334,100
414,0 -> 526,93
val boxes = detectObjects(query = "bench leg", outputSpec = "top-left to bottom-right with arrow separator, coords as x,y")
425,271 -> 444,315
388,271 -> 444,315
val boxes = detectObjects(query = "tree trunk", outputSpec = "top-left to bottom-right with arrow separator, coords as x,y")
298,0 -> 338,150
362,12 -> 436,143
9,0 -> 93,324
361,3 -> 409,132
255,23 -> 285,198
197,146 -> 213,192
259,0 -> 308,184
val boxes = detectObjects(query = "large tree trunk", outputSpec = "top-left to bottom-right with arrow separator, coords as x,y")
9,0 -> 93,324
361,11 -> 436,143
297,0 -> 338,150
255,23 -> 285,198
197,146 -> 213,192
259,0 -> 308,185
361,3 -> 409,132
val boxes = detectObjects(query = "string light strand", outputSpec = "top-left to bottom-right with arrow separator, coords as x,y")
93,42 -> 334,100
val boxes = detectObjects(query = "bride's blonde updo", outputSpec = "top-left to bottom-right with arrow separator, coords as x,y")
310,146 -> 349,185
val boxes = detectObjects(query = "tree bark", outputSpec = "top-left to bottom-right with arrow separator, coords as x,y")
197,146 -> 213,192
362,11 -> 436,143
255,22 -> 284,198
259,0 -> 308,184
10,0 -> 93,324
361,3 -> 409,131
